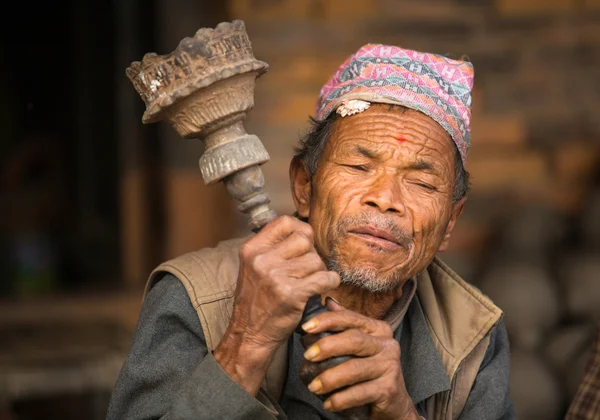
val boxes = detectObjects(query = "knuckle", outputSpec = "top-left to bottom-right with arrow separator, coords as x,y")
346,356 -> 363,373
346,328 -> 364,342
322,272 -> 339,289
391,368 -> 401,386
293,231 -> 312,249
278,214 -> 295,228
239,242 -> 254,260
326,271 -> 340,285
307,252 -> 323,266
275,282 -> 294,300
303,225 -> 315,241
328,394 -> 344,411
357,317 -> 369,331
386,339 -> 401,358
376,320 -> 393,337
251,254 -> 269,277
385,376 -> 399,396
267,266 -> 283,280
276,214 -> 289,224
332,273 -> 341,287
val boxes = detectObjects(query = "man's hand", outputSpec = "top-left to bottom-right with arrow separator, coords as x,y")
300,299 -> 420,420
214,215 -> 340,396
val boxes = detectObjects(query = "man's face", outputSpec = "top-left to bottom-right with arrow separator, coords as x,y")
292,104 -> 463,292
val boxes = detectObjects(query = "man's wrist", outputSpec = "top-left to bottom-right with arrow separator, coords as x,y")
397,399 -> 422,420
213,327 -> 278,396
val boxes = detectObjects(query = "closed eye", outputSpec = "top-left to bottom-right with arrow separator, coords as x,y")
414,182 -> 436,191
344,164 -> 369,172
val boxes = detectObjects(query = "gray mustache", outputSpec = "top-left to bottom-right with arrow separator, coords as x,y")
338,213 -> 413,249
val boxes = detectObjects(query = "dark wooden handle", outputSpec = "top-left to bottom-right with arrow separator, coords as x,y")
296,301 -> 371,420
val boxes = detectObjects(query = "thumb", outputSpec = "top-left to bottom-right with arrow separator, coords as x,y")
325,296 -> 344,312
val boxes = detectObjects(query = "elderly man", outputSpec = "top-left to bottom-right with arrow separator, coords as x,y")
107,44 -> 514,419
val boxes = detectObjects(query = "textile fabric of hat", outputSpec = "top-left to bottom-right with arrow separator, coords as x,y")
316,44 -> 475,165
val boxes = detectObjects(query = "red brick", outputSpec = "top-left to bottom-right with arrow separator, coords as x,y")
496,0 -> 576,16
164,170 -> 236,259
584,0 -> 600,10
253,91 -> 320,125
553,142 -> 600,184
377,0 -> 478,22
581,21 -> 600,43
470,114 -> 527,148
322,0 -> 376,20
256,55 -> 347,91
445,220 -> 493,254
466,151 -> 549,193
226,0 -> 313,22
536,182 -> 590,215
471,87 -> 483,114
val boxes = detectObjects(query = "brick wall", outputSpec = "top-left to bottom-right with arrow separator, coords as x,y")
225,2 -> 600,417
228,0 -> 599,233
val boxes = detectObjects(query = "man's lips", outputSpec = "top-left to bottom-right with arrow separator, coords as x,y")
348,225 -> 404,251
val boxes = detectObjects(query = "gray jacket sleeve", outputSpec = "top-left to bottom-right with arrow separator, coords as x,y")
457,319 -> 516,420
105,274 -> 284,420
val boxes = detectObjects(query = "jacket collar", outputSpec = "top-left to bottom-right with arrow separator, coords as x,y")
416,256 -> 503,380
399,296 -> 451,405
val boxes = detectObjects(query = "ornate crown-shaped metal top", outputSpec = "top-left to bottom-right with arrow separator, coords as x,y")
125,20 -> 268,124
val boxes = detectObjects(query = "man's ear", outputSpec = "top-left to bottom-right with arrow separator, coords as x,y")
438,196 -> 466,253
289,157 -> 312,218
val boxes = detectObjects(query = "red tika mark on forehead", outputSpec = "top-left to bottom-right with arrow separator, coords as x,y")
394,135 -> 407,143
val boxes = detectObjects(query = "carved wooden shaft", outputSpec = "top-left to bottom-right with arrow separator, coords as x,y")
126,20 -> 367,419
125,20 -> 276,232
201,119 -> 277,231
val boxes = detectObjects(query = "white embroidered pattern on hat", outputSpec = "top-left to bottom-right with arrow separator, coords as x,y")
336,99 -> 371,117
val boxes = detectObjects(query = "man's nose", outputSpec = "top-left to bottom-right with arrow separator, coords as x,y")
360,173 -> 405,215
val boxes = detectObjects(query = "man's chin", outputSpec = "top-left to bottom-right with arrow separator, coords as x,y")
340,246 -> 412,270
337,268 -> 404,293
339,254 -> 410,277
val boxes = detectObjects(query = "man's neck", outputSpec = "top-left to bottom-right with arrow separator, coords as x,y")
325,282 -> 405,320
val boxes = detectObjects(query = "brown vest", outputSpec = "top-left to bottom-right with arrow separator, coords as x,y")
145,236 -> 503,420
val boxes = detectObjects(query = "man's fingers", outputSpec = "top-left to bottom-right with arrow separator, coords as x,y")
303,329 -> 385,361
323,377 -> 392,412
307,356 -> 385,396
271,231 -> 317,260
325,297 -> 345,312
301,308 -> 392,337
280,251 -> 325,278
259,215 -> 314,245
300,271 -> 341,299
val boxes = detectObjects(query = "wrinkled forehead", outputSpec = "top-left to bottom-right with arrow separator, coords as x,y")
329,104 -> 455,158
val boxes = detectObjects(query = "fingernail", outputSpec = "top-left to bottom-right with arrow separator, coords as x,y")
304,344 -> 320,360
323,399 -> 332,411
301,319 -> 318,332
325,296 -> 343,310
326,296 -> 340,305
308,378 -> 322,393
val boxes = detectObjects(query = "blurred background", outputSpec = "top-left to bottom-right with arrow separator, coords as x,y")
0,0 -> 599,419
